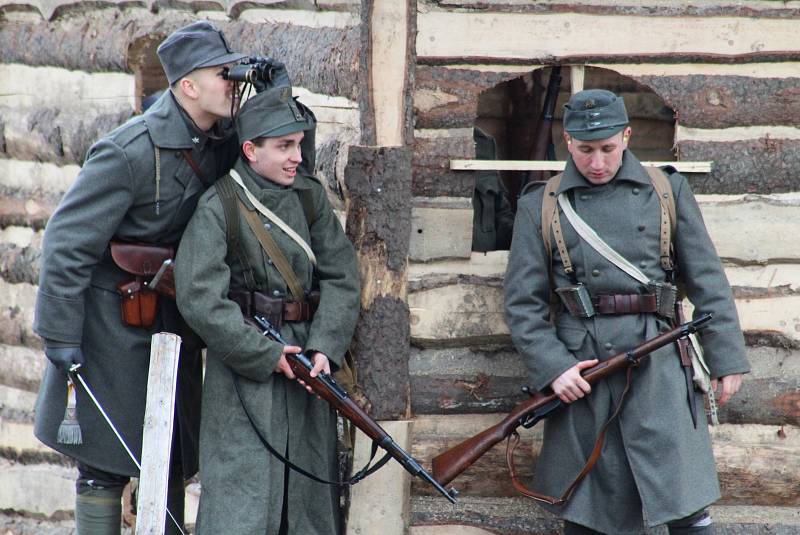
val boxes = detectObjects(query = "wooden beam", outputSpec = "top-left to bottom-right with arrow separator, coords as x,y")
450,159 -> 714,173
136,333 -> 181,535
570,65 -> 585,94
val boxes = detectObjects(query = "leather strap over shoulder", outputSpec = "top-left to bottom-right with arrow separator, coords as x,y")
239,200 -> 306,303
644,166 -> 676,271
540,173 -> 568,273
215,175 -> 258,292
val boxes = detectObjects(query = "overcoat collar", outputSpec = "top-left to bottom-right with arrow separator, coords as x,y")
143,91 -> 234,150
556,150 -> 651,195
232,159 -> 313,211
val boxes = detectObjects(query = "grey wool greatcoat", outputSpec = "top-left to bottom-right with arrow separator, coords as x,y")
174,159 -> 360,535
33,91 -> 239,477
504,151 -> 750,534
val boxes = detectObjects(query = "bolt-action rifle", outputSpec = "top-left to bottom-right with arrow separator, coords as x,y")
431,314 -> 712,499
253,314 -> 459,504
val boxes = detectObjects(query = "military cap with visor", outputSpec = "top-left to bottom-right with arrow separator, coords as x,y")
563,89 -> 629,141
157,21 -> 246,85
236,85 -> 316,142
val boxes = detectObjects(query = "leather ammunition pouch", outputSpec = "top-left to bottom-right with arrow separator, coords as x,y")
110,241 -> 175,328
229,290 -> 320,331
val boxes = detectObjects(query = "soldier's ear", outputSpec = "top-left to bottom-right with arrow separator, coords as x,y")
177,76 -> 199,100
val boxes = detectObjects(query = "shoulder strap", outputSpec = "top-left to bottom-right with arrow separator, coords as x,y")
215,175 -> 258,291
645,167 -> 676,271
540,173 -> 573,274
239,200 -> 306,303
297,188 -> 318,228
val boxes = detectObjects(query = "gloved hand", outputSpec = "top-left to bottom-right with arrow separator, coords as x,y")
44,344 -> 85,371
252,59 -> 291,93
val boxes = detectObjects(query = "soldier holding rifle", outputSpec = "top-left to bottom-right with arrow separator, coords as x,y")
504,89 -> 749,534
174,84 -> 360,534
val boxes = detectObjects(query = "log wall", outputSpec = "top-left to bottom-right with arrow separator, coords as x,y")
407,1 -> 800,533
0,2 -> 361,533
3,0 -> 800,533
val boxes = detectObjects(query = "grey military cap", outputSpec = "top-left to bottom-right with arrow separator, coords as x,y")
236,86 -> 315,142
157,21 -> 246,85
563,89 -> 629,141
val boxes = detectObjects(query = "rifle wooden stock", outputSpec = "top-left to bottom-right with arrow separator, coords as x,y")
431,315 -> 712,486
254,315 -> 458,503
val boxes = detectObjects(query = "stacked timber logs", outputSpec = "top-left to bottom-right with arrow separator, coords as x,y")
406,1 -> 800,534
0,2 -> 361,532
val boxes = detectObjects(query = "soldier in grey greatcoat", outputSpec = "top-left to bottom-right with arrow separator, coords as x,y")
174,85 -> 360,534
504,89 -> 749,535
33,21 -> 245,534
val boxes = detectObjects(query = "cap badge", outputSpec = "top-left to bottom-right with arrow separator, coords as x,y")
583,99 -> 596,109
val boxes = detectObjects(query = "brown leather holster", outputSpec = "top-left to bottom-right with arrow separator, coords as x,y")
229,290 -> 320,331
110,241 -> 175,328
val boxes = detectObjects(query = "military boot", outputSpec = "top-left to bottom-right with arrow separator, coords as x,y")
75,486 -> 122,535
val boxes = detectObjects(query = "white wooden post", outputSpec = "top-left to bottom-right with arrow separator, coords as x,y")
571,65 -> 585,94
136,332 -> 182,535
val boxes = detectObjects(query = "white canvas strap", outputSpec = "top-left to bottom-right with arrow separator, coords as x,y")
557,193 -> 649,285
229,169 -> 317,267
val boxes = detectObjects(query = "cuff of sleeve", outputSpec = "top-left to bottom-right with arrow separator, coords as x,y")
699,329 -> 751,378
521,341 -> 580,392
34,291 -> 84,344
218,334 -> 284,383
304,336 -> 345,369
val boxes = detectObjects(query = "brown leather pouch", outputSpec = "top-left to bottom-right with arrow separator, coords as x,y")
118,279 -> 159,328
110,241 -> 175,298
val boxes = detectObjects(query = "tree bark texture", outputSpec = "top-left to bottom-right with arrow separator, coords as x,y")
412,135 -> 475,197
636,75 -> 800,129
0,11 -> 359,100
345,146 -> 413,419
679,139 -> 800,194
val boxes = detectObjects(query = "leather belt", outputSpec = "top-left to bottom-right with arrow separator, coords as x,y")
592,293 -> 658,315
229,290 -> 319,328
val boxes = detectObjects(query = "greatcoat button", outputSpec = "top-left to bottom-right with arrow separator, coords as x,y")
272,290 -> 281,297
580,194 -> 590,201
591,269 -> 600,277
638,225 -> 646,231
604,342 -> 613,350
632,188 -> 640,195
639,260 -> 647,268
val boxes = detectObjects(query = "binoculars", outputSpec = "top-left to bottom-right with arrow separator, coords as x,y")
223,56 -> 286,86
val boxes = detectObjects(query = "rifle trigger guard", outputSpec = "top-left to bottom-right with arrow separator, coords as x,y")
626,351 -> 638,367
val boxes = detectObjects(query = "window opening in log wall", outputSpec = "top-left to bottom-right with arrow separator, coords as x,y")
128,35 -> 169,114
471,66 -> 676,253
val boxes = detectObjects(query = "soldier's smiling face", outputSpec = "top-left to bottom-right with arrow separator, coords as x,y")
564,126 -> 631,185
243,132 -> 305,186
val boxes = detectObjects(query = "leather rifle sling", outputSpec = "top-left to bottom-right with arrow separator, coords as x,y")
506,366 -> 635,505
238,199 -> 306,303
181,149 -> 210,186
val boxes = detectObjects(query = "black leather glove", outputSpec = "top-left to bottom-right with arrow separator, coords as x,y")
252,60 -> 291,93
44,344 -> 85,371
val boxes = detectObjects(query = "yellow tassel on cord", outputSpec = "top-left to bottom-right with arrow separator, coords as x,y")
57,378 -> 82,445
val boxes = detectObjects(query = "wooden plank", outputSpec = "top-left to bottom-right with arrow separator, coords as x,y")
569,65 -> 584,94
348,421 -> 412,535
417,11 -> 800,64
411,496 -> 800,534
136,333 -> 181,535
409,198 -> 473,262
450,160 -> 713,173
369,1 -> 409,147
